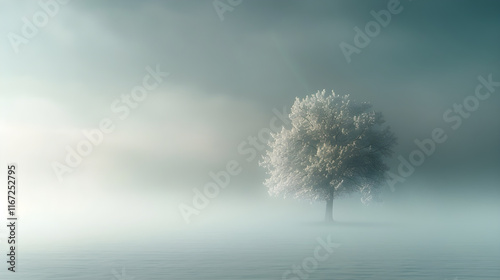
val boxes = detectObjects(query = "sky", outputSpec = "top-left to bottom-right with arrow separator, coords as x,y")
0,0 -> 499,242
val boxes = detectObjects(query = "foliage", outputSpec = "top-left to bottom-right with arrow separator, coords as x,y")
260,90 -> 396,204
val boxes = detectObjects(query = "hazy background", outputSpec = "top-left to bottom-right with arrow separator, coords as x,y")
0,0 -> 499,254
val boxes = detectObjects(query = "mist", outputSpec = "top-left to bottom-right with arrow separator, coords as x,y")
1,0 -> 499,279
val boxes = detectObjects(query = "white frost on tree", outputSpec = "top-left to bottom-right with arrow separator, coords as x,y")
260,90 -> 396,222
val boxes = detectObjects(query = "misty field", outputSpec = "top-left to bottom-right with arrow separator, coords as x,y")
2,210 -> 499,280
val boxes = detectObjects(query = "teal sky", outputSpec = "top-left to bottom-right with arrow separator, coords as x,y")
1,0 -> 499,240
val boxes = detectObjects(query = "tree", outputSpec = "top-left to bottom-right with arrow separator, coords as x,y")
260,90 -> 396,222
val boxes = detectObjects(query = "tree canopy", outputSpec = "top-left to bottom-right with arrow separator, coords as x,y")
260,90 -> 397,214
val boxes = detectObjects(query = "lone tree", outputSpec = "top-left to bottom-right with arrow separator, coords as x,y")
260,90 -> 396,222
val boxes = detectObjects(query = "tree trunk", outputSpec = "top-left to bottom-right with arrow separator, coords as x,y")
324,189 -> 334,222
